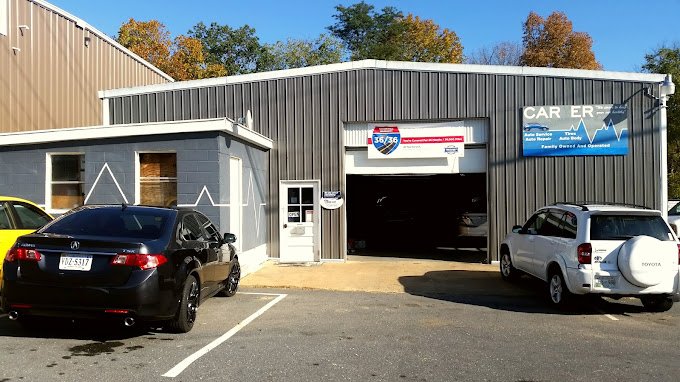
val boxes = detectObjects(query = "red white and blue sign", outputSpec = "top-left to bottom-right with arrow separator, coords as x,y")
367,124 -> 465,159
370,127 -> 401,155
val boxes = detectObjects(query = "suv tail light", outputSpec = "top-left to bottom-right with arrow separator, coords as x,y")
577,243 -> 592,264
677,244 -> 680,265
5,248 -> 42,262
111,253 -> 167,270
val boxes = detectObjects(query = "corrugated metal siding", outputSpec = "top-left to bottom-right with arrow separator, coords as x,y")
107,69 -> 662,262
0,0 -> 169,133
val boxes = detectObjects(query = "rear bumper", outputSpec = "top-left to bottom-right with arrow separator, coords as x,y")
565,267 -> 678,296
1,268 -> 178,321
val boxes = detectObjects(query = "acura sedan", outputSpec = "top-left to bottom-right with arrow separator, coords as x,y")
1,205 -> 241,333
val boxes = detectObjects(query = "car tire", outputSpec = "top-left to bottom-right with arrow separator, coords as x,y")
499,251 -> 519,281
640,295 -> 674,312
167,274 -> 199,333
218,258 -> 241,297
547,269 -> 572,308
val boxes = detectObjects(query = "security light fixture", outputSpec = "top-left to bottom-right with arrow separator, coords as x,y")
660,74 -> 675,98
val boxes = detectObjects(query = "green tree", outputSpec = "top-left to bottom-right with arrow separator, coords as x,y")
188,22 -> 269,75
643,46 -> 680,197
520,11 -> 601,70
328,1 -> 404,60
328,2 -> 462,63
264,34 -> 345,70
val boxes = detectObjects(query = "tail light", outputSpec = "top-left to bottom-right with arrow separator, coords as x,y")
5,248 -> 42,262
577,243 -> 592,264
677,244 -> 680,265
111,253 -> 167,270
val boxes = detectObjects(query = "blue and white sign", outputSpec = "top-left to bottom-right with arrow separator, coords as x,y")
522,104 -> 629,157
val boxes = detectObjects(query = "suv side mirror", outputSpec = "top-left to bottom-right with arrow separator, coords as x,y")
512,225 -> 523,233
223,233 -> 237,244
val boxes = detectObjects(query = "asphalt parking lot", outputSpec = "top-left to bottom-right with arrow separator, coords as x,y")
1,274 -> 679,381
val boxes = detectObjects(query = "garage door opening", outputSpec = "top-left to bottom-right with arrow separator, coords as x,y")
346,174 -> 487,262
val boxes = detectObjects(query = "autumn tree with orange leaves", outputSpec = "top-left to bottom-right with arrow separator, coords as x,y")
520,11 -> 601,70
117,18 -> 226,80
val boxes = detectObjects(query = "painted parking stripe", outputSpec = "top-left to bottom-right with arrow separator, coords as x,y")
595,308 -> 619,321
162,292 -> 287,378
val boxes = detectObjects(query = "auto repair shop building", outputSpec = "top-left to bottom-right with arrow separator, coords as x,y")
0,60 -> 672,265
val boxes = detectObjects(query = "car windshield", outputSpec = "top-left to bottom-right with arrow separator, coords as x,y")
669,202 -> 680,216
590,214 -> 673,241
40,207 -> 175,240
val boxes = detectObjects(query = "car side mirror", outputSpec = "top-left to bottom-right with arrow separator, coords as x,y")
512,225 -> 523,233
223,233 -> 237,244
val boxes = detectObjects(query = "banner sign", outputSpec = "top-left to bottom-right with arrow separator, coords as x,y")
522,104 -> 629,157
367,124 -> 465,159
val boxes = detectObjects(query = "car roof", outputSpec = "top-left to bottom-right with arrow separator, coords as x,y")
0,195 -> 43,206
550,202 -> 661,214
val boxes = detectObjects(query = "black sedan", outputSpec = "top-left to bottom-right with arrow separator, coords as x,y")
1,205 -> 241,333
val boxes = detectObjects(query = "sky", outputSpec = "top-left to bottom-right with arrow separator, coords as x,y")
49,0 -> 680,73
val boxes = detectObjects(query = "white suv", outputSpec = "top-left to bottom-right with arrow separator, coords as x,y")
500,203 -> 680,311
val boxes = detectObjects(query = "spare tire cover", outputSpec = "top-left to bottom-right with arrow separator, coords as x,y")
617,235 -> 676,288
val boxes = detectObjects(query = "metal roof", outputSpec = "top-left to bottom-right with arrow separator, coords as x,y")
99,59 -> 668,99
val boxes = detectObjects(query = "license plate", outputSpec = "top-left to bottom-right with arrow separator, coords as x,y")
59,254 -> 93,271
595,276 -> 616,289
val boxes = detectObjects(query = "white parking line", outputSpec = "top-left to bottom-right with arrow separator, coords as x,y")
595,309 -> 619,321
162,292 -> 287,378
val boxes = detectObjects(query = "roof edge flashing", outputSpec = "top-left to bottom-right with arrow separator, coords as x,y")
99,59 -> 667,99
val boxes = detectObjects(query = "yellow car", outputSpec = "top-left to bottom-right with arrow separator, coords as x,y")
1,196 -> 53,288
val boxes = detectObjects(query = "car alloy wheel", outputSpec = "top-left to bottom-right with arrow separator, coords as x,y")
550,274 -> 564,304
500,254 -> 512,277
186,278 -> 199,324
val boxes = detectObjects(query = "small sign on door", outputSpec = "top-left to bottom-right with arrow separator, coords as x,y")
305,209 -> 314,222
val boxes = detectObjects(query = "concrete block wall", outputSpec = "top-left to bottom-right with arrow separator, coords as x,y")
0,132 -> 269,258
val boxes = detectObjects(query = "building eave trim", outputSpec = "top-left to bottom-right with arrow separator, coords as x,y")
0,119 -> 273,150
99,59 -> 667,99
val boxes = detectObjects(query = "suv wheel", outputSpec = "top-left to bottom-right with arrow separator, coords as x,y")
548,270 -> 571,307
640,295 -> 674,312
500,251 -> 519,281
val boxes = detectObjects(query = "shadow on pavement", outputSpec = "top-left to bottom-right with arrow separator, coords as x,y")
0,317 -> 159,341
352,248 -> 488,263
399,270 -> 647,315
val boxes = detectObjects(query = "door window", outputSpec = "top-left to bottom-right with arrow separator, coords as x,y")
195,213 -> 220,242
11,202 -> 52,229
522,211 -> 548,235
180,214 -> 204,241
558,212 -> 578,239
287,187 -> 315,223
0,203 -> 11,229
537,210 -> 564,237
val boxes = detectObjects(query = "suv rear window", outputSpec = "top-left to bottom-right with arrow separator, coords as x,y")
590,215 -> 673,241
41,207 -> 175,240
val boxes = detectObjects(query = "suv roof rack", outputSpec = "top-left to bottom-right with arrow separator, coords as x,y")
553,202 -> 589,211
553,201 -> 653,211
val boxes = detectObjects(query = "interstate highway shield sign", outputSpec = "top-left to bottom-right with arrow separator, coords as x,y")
369,126 -> 401,156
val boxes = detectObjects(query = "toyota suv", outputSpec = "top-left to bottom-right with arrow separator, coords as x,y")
500,203 -> 680,311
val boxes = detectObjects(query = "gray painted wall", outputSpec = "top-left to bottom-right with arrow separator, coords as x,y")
106,68 -> 663,262
0,132 -> 269,253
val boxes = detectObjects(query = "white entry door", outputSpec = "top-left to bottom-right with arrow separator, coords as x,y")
229,157 -> 243,252
279,180 -> 320,262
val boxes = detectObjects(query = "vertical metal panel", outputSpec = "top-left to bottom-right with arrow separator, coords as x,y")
107,68 -> 662,262
0,0 -> 169,133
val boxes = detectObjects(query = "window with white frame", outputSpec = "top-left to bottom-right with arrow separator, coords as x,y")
49,154 -> 85,210
0,0 -> 8,36
138,153 -> 177,207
